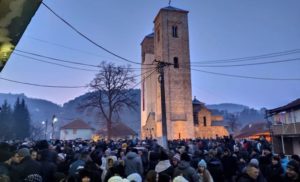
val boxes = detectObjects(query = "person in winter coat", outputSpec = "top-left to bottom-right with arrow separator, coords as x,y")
280,153 -> 289,174
221,148 -> 237,182
265,155 -> 284,182
171,153 -> 180,168
154,150 -> 173,179
283,160 -> 300,182
124,148 -> 143,176
39,148 -> 57,182
69,151 -> 90,177
207,150 -> 224,182
173,152 -> 199,182
259,147 -> 272,178
197,159 -> 214,182
237,164 -> 260,182
10,148 -> 42,182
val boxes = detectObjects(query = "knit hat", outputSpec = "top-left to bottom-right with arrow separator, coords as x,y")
173,176 -> 189,182
127,173 -> 142,182
24,174 -> 43,182
173,153 -> 180,161
18,148 -> 30,157
249,158 -> 259,167
198,159 -> 207,168
108,176 -> 129,182
287,160 -> 300,173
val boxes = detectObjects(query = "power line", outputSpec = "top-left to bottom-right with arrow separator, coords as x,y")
14,52 -> 156,78
15,49 -> 156,70
14,51 -> 156,85
25,35 -> 114,60
15,49 -> 100,68
190,57 -> 300,68
14,53 -> 99,72
191,48 -> 300,64
42,2 -> 151,66
0,77 -> 88,88
131,67 -> 157,89
191,68 -> 300,81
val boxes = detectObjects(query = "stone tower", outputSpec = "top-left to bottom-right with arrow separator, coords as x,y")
141,6 -> 194,140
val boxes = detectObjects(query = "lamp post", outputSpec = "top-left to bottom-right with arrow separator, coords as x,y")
51,115 -> 58,140
41,120 -> 48,140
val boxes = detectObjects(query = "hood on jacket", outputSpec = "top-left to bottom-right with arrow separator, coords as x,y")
178,160 -> 190,170
126,152 -> 138,160
155,160 -> 171,173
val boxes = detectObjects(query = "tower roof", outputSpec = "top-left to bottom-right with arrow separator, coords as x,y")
145,32 -> 154,38
160,6 -> 188,13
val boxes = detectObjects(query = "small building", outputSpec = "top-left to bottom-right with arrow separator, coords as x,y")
193,97 -> 229,138
266,98 -> 300,155
234,122 -> 271,141
96,122 -> 137,140
60,119 -> 93,140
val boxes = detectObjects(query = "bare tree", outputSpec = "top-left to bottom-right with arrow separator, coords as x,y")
81,62 -> 138,139
227,113 -> 239,133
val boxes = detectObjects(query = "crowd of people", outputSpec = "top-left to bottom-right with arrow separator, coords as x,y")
0,136 -> 300,182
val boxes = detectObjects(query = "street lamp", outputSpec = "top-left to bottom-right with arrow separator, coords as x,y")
41,120 -> 48,140
51,115 -> 58,140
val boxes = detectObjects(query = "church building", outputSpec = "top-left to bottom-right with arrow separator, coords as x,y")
141,6 -> 228,140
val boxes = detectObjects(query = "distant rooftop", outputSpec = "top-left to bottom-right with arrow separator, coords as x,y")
61,119 -> 92,130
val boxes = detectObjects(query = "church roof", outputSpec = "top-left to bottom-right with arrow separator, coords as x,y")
60,119 -> 93,130
160,6 -> 188,13
192,97 -> 204,105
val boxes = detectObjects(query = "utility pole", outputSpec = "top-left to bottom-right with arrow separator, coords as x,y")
156,60 -> 172,149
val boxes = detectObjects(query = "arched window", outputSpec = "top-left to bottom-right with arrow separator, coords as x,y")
172,26 -> 178,37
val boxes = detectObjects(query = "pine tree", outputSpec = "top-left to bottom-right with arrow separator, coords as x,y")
0,100 -> 13,140
13,98 -> 31,139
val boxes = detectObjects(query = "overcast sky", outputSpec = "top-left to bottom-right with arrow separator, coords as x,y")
0,0 -> 300,109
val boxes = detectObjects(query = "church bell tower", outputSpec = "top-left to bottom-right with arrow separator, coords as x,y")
141,6 -> 194,140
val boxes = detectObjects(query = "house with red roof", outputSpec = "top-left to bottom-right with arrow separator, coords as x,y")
60,119 -> 94,140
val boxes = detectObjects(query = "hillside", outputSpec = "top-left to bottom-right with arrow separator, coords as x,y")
0,92 -> 264,136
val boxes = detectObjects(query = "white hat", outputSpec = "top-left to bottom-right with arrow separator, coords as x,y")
173,176 -> 189,182
127,173 -> 142,182
108,176 -> 129,182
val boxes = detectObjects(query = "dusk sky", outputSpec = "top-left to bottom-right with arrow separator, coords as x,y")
1,0 -> 300,109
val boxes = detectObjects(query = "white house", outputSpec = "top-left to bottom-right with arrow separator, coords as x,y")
60,119 -> 93,140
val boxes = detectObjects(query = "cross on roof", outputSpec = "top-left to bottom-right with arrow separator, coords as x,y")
168,0 -> 172,6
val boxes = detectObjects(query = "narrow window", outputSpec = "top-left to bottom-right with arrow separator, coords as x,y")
194,112 -> 199,125
173,57 -> 179,68
172,26 -> 178,37
203,117 -> 207,127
